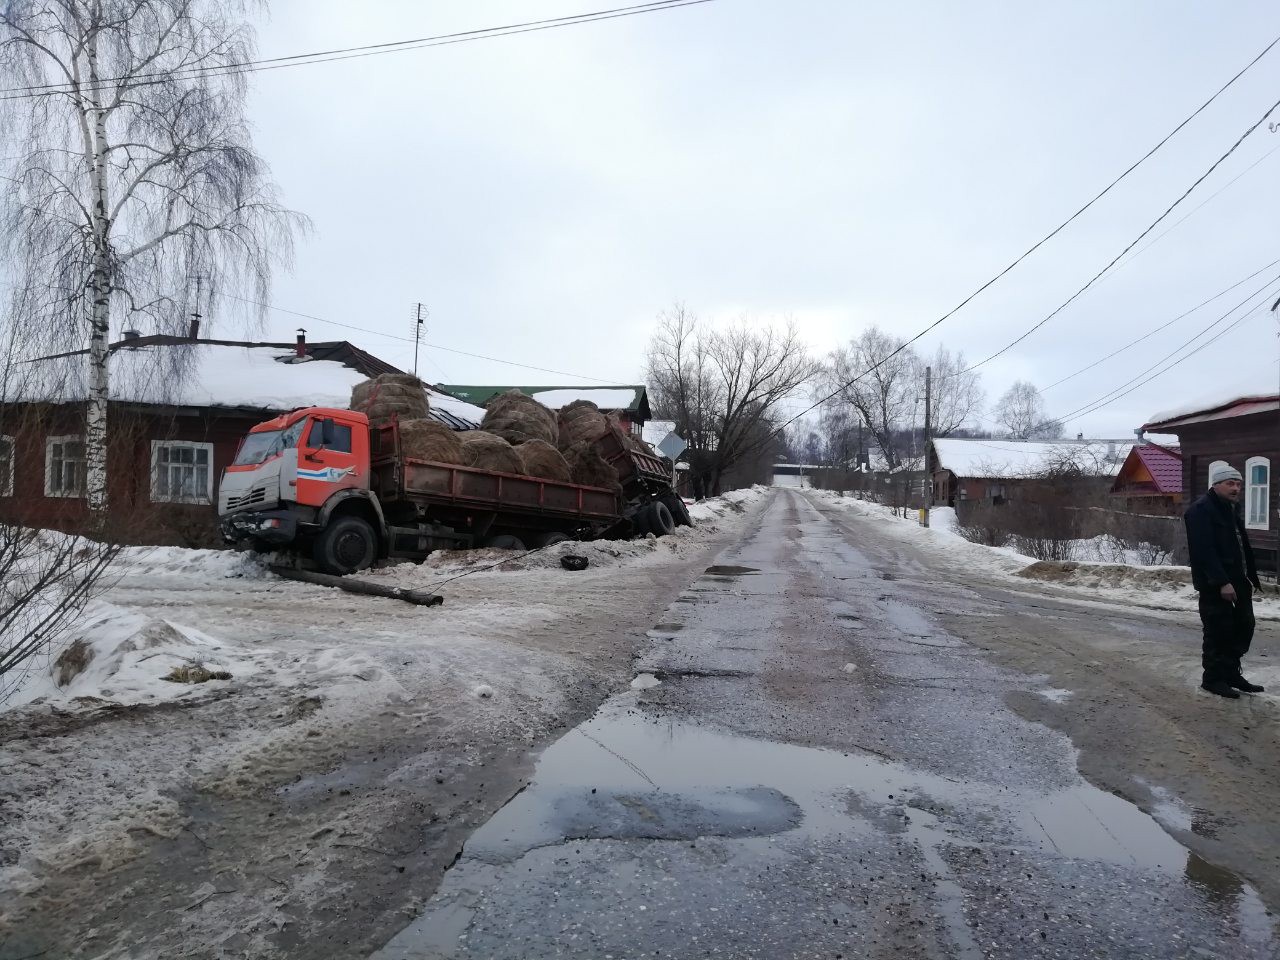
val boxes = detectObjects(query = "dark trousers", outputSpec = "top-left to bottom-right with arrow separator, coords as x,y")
1199,584 -> 1255,685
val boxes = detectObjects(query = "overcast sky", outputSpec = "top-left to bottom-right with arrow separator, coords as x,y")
234,0 -> 1280,437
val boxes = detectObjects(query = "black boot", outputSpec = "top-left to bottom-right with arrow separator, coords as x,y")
1229,677 -> 1265,693
1201,680 -> 1241,699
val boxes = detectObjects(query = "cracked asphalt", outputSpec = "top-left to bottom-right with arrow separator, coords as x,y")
373,487 -> 1279,960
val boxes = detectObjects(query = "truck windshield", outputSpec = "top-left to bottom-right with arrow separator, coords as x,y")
233,419 -> 306,465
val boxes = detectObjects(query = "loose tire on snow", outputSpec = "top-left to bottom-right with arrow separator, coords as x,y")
646,501 -> 676,537
314,516 -> 377,575
662,493 -> 693,527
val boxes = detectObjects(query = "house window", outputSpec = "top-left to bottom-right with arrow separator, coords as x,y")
151,441 -> 213,503
1246,456 -> 1270,530
45,435 -> 87,498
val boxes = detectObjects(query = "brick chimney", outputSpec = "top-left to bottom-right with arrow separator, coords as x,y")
295,328 -> 307,359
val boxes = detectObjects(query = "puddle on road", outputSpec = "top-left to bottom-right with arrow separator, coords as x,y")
440,700 -> 1273,935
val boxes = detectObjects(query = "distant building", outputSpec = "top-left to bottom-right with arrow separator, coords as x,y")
1143,374 -> 1277,575
0,334 -> 476,545
928,437 -> 1131,507
438,385 -> 652,437
1110,443 -> 1183,515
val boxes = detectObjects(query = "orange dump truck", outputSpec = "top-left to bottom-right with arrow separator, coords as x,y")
217,407 -> 689,574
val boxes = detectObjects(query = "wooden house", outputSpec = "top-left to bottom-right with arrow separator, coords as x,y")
1110,443 -> 1184,515
1143,375 -> 1278,575
0,334 -> 479,545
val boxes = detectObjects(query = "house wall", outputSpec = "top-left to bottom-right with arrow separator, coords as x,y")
1170,409 -> 1279,575
0,403 -> 268,546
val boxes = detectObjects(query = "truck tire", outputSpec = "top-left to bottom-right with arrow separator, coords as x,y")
662,493 -> 693,527
534,531 -> 570,548
484,534 -> 526,550
314,516 -> 377,575
632,507 -> 652,537
647,501 -> 676,537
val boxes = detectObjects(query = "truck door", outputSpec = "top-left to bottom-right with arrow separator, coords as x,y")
295,416 -> 364,506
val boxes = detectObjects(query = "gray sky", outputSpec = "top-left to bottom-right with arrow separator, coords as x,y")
238,0 -> 1280,436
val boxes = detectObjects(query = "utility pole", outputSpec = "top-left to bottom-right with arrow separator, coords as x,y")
922,364 -> 932,526
412,302 -> 427,377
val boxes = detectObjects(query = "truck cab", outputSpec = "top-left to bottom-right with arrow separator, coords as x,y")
219,407 -> 385,571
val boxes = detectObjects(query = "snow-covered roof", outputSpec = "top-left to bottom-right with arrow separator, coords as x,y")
4,340 -> 486,429
530,388 -> 637,410
932,438 -> 1132,479
426,388 -> 484,430
7,343 -> 368,410
1144,366 -> 1279,430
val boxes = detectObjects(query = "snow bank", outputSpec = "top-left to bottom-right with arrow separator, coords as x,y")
688,486 -> 769,523
808,490 -> 1280,620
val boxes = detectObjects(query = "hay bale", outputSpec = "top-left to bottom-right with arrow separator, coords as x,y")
516,439 -> 572,482
399,418 -> 463,464
481,390 -> 557,445
557,401 -> 608,448
564,440 -> 622,494
351,373 -> 429,421
458,430 -> 524,474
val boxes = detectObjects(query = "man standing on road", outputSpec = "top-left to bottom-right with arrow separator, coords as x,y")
1184,461 -> 1263,699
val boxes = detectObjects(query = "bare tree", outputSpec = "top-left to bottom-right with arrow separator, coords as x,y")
822,327 -> 918,469
993,380 -> 1063,439
0,0 -> 308,511
927,345 -> 984,436
645,305 -> 816,495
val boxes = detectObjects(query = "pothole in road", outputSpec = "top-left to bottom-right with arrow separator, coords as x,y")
703,565 -> 760,576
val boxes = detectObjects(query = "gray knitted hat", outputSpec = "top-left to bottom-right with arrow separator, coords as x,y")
1208,461 -> 1242,488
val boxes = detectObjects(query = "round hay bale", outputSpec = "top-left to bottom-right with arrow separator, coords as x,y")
481,390 -> 557,444
564,441 -> 622,495
351,374 -> 429,417
559,399 -> 601,420
399,419 -> 463,464
558,414 -> 606,450
362,398 -> 430,424
483,411 -> 558,446
516,439 -> 572,481
458,431 -> 524,474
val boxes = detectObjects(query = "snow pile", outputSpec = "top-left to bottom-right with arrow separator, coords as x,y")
4,600 -> 257,711
687,486 -> 770,523
1017,560 -> 1192,592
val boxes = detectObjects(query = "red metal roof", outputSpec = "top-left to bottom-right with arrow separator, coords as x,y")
1134,443 -> 1183,495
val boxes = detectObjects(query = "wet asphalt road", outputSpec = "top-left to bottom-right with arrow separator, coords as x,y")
372,488 -> 1278,959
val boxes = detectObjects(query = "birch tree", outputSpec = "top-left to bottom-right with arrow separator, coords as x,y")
0,0 -> 307,511
993,380 -> 1064,439
823,327 -> 918,469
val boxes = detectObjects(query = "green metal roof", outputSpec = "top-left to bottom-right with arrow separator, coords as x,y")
437,385 -> 650,419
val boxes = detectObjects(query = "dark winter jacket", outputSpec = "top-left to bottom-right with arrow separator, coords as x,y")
1184,489 -> 1260,594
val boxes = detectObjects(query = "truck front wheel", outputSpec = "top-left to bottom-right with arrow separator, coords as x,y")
314,516 -> 377,575
646,501 -> 676,537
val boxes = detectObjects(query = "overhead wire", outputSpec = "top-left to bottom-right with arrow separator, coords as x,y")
0,0 -> 716,102
961,90 -> 1280,374
698,32 -> 1280,478
216,292 -> 631,385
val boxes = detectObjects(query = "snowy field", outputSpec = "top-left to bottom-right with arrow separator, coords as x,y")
805,489 -> 1280,622
0,487 -> 769,947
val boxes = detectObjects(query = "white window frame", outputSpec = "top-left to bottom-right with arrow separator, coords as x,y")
0,435 -> 13,497
150,440 -> 214,504
1245,456 -> 1270,530
45,434 -> 87,498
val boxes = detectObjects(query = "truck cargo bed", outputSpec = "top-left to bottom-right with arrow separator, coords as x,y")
372,456 -> 620,520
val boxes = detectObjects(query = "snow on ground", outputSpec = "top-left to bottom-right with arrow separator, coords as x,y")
806,490 -> 1280,621
0,486 -> 771,928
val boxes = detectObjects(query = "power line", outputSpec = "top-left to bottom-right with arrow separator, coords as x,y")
217,292 -> 630,384
703,31 -> 1280,478
1039,256 -> 1280,393
962,90 -> 1280,374
0,1 -> 716,102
